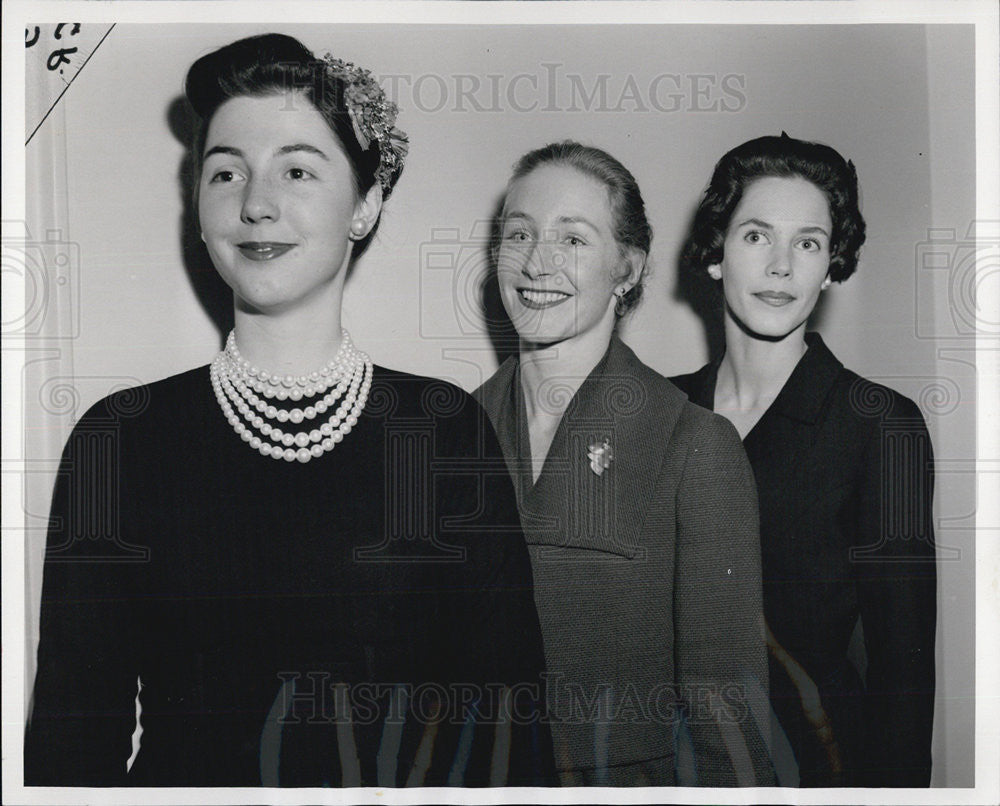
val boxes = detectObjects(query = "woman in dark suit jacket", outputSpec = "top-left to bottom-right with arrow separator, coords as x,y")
475,141 -> 774,786
671,134 -> 936,787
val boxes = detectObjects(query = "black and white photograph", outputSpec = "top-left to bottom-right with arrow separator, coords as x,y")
3,1 -> 997,804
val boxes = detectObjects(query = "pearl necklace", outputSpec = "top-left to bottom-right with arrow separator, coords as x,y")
211,329 -> 373,463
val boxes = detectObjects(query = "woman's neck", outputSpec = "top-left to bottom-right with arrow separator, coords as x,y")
232,306 -> 346,378
717,316 -> 808,412
519,326 -> 612,420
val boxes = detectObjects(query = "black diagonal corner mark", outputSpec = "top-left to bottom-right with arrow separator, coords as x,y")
26,23 -> 116,146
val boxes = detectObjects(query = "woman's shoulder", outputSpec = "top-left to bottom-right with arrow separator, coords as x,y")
368,364 -> 502,462
53,366 -> 214,473
667,362 -> 712,400
368,363 -> 485,424
72,365 -> 211,430
674,395 -> 746,458
605,336 -> 690,410
790,332 -> 924,432
620,355 -> 741,455
471,355 -> 517,414
604,342 -> 742,458
825,362 -> 928,432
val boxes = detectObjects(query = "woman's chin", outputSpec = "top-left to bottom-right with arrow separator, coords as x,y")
508,314 -> 556,344
726,308 -> 809,343
233,292 -> 302,317
514,329 -> 568,350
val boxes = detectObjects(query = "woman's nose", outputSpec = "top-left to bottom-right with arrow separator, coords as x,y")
240,178 -> 279,224
766,246 -> 792,278
521,241 -> 565,279
520,242 -> 549,279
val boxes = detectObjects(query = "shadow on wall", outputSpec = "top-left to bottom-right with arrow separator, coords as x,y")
167,95 -> 234,348
479,192 -> 519,370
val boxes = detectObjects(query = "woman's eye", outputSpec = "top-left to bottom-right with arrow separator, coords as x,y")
744,230 -> 767,244
799,238 -> 822,252
209,169 -> 240,184
504,230 -> 530,243
566,235 -> 586,247
286,167 -> 314,181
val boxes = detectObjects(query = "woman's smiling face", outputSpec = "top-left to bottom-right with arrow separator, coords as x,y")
497,163 -> 624,348
198,91 -> 369,315
714,175 -> 833,340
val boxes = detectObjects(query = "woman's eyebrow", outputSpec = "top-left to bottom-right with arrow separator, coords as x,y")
735,217 -> 773,230
276,144 -> 330,160
202,144 -> 330,160
203,145 -> 242,160
556,215 -> 599,231
503,211 -> 532,223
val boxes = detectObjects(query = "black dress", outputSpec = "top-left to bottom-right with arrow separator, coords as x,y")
25,364 -> 555,787
671,333 -> 936,787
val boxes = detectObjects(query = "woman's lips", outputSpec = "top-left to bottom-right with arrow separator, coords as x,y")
236,242 -> 295,261
753,291 -> 796,307
517,288 -> 571,309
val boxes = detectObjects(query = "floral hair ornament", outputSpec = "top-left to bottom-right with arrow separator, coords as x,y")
321,54 -> 409,194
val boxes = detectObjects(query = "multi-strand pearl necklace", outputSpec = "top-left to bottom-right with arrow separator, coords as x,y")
210,329 -> 373,463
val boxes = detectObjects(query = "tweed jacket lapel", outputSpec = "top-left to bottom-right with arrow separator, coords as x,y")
482,337 -> 688,558
477,354 -> 520,481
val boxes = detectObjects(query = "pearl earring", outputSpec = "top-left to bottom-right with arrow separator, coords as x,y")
349,219 -> 367,239
821,278 -> 832,290
708,266 -> 722,280
614,286 -> 630,316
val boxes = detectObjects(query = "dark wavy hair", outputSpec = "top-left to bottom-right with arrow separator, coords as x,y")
680,133 -> 866,286
185,33 -> 401,254
502,141 -> 652,317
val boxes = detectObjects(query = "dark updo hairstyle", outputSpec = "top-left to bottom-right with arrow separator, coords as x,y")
503,141 -> 652,317
185,33 -> 402,254
681,133 -> 866,285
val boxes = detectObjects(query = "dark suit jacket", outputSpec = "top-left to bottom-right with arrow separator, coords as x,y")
475,336 -> 774,786
671,332 -> 936,787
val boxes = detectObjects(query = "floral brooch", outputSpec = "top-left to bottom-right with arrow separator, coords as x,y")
587,439 -> 614,476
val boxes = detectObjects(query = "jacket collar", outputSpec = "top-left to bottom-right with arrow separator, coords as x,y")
766,332 -> 843,424
698,332 -> 842,426
487,336 -> 688,556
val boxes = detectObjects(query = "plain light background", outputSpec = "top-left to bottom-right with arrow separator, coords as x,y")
22,22 -> 976,787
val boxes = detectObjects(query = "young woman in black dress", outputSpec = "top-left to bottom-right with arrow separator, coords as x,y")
25,33 -> 553,787
672,134 -> 936,787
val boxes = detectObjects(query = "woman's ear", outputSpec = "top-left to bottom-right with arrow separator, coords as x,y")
351,183 -> 384,240
619,247 -> 646,292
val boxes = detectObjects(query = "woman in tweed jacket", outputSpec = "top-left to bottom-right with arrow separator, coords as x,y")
475,141 -> 774,786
